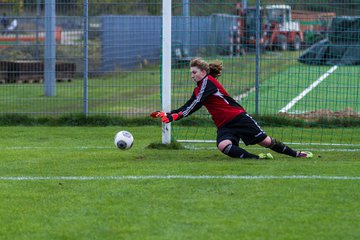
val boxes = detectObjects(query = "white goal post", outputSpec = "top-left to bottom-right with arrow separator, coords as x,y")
162,0 -> 172,144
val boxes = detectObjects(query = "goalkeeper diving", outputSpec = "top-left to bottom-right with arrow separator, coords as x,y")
151,58 -> 313,159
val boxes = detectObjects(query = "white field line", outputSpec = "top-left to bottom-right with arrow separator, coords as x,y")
178,140 -> 360,147
279,65 -> 338,113
2,143 -> 360,152
234,87 -> 256,102
0,175 -> 360,181
183,146 -> 360,152
0,146 -> 113,150
3,141 -> 360,148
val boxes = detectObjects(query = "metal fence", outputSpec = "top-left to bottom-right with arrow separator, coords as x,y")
0,0 -> 359,121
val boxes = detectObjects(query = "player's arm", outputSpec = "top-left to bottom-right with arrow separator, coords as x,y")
171,92 -> 197,115
175,78 -> 217,117
150,110 -> 183,123
150,92 -> 197,123
151,78 -> 217,123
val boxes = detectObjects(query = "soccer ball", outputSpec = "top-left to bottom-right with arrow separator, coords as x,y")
114,130 -> 134,150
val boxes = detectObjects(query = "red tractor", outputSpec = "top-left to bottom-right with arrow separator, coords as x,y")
238,4 -> 304,51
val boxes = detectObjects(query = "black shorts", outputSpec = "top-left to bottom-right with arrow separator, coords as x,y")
217,113 -> 268,146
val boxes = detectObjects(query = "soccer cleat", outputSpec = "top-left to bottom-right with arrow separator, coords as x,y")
258,153 -> 274,159
296,151 -> 313,158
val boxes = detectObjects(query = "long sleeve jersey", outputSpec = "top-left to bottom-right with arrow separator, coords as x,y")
172,75 -> 246,128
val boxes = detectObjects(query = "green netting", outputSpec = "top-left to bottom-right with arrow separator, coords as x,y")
170,0 -> 360,148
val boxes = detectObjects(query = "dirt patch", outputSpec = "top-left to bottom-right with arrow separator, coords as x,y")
279,108 -> 360,120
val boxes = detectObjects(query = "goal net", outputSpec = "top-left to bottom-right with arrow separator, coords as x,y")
164,0 -> 360,150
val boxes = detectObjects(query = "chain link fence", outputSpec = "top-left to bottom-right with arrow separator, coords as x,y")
0,0 -> 359,122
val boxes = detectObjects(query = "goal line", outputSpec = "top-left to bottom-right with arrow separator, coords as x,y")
177,140 -> 360,148
1,175 -> 360,181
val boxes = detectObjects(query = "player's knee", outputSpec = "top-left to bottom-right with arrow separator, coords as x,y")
217,139 -> 233,152
258,136 -> 272,147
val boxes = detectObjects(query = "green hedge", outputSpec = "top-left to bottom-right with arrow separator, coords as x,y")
1,114 -> 360,128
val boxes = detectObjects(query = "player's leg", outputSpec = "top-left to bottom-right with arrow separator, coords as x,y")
258,136 -> 313,158
217,114 -> 273,159
217,139 -> 261,159
235,113 -> 312,158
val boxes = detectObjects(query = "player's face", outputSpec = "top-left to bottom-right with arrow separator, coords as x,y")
190,67 -> 207,83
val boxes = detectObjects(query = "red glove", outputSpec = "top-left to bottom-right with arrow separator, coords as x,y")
150,111 -> 166,118
161,112 -> 183,123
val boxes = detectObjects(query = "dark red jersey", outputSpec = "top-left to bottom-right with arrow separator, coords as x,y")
172,75 -> 246,128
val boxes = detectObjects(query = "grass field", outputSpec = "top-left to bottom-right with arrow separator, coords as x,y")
240,64 -> 360,114
3,52 -> 359,116
1,126 -> 359,239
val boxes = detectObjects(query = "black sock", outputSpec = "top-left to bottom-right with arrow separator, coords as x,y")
222,144 -> 259,159
268,139 -> 297,157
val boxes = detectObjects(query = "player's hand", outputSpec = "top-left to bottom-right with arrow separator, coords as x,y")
150,111 -> 166,118
161,112 -> 183,123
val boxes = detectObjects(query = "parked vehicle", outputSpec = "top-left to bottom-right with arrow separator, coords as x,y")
238,4 -> 304,51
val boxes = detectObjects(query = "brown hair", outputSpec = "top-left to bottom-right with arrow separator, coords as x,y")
190,58 -> 223,78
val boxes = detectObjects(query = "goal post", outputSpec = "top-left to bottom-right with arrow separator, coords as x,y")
162,0 -> 172,144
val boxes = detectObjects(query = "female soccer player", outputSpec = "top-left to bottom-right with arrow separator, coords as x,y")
151,58 -> 313,159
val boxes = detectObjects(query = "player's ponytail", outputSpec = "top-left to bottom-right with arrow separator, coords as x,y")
190,58 -> 223,78
209,60 -> 223,78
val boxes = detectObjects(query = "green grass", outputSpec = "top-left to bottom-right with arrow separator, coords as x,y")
0,68 -> 162,114
241,63 -> 360,114
0,51 -> 335,116
0,52 -> 359,118
0,126 -> 359,239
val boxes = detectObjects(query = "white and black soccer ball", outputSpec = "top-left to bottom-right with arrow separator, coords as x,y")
114,130 -> 134,150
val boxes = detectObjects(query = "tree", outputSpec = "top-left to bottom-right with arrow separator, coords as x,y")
2,0 -> 23,15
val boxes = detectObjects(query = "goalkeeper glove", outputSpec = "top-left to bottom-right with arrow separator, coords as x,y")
150,111 -> 166,118
161,112 -> 183,123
